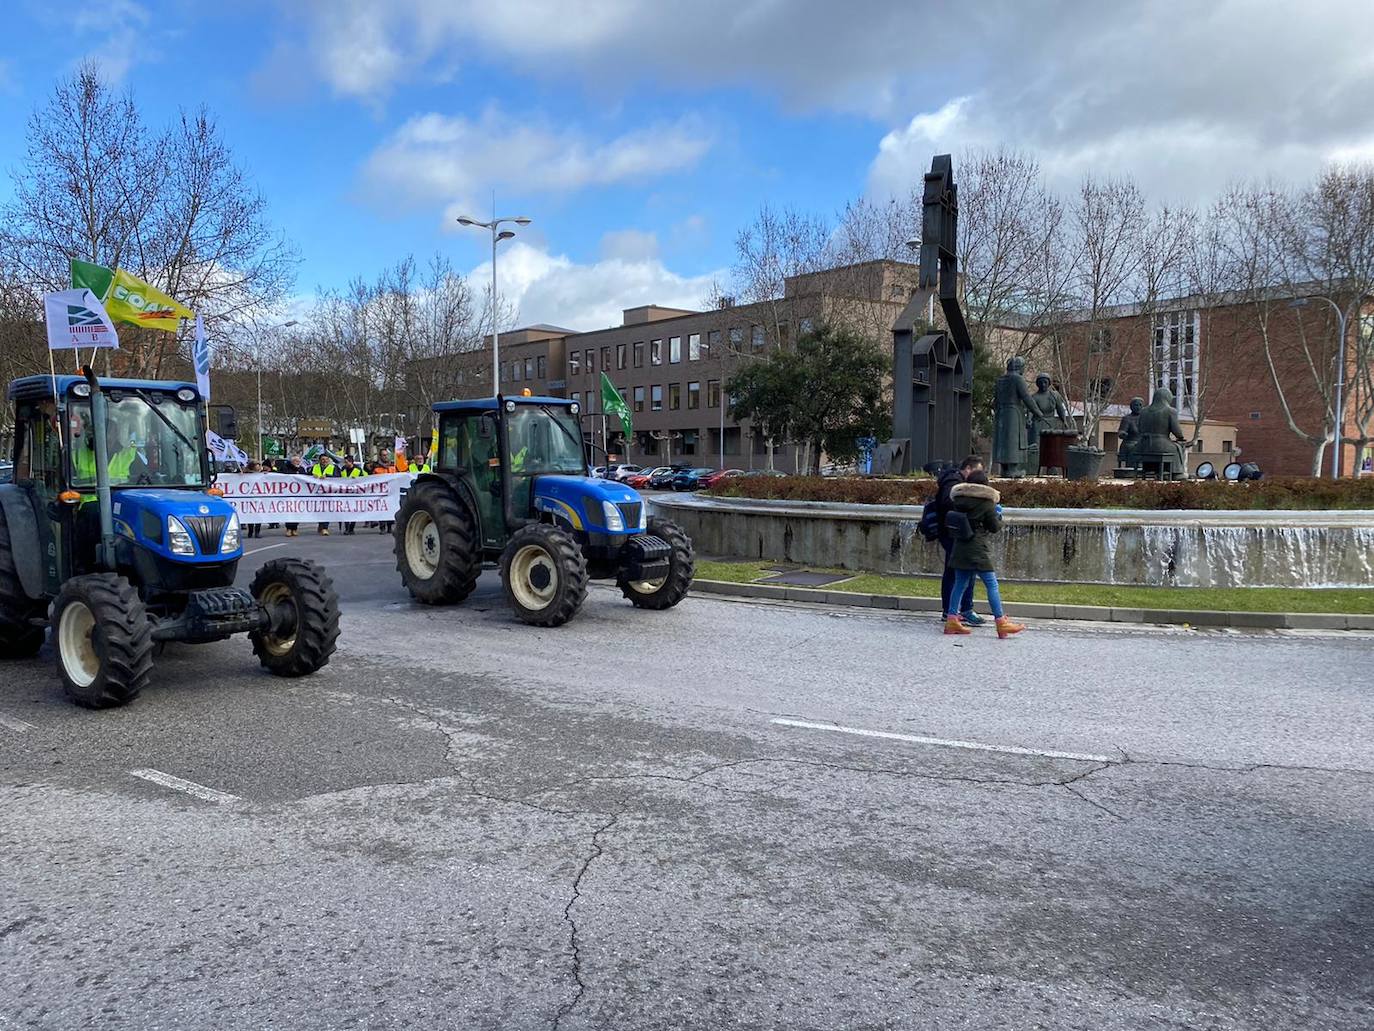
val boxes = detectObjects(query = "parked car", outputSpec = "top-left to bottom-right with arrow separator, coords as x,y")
626,466 -> 671,489
606,463 -> 643,482
699,468 -> 744,489
591,466 -> 608,479
649,465 -> 687,489
0,461 -> 12,484
671,466 -> 718,491
743,469 -> 788,477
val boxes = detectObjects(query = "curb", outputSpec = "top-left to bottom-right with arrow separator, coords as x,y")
690,579 -> 1374,631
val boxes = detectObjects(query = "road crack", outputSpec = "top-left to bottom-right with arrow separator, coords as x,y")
552,813 -> 620,1031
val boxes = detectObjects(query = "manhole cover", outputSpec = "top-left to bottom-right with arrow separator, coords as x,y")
759,570 -> 853,587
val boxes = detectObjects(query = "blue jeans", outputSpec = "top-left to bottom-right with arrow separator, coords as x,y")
947,569 -> 1004,619
941,539 -> 974,616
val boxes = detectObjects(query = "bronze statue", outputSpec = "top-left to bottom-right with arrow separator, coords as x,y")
1116,396 -> 1144,470
1024,373 -> 1073,474
1136,388 -> 1189,478
993,357 -> 1037,477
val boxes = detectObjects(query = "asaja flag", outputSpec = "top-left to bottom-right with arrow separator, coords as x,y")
193,316 -> 211,401
44,288 -> 119,350
206,430 -> 248,466
71,259 -> 194,331
600,372 -> 632,439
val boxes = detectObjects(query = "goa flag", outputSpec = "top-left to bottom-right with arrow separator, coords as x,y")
44,288 -> 119,350
193,316 -> 211,401
71,259 -> 194,331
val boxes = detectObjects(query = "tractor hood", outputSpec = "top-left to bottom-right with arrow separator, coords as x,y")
532,475 -> 647,535
111,489 -> 242,563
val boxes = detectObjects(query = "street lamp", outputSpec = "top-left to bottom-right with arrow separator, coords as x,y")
1289,296 -> 1349,478
256,319 -> 297,463
904,236 -> 935,324
456,214 -> 533,395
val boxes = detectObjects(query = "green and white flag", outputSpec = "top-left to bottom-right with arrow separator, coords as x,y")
600,372 -> 632,439
43,288 -> 119,350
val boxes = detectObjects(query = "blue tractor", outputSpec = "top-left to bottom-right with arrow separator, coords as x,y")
0,369 -> 340,708
394,395 -> 693,626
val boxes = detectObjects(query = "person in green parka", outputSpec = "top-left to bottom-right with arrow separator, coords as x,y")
944,470 -> 1025,639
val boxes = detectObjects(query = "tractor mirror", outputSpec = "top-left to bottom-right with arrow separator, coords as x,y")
212,405 -> 239,439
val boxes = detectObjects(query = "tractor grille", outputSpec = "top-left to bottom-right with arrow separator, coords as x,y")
617,502 -> 643,530
183,515 -> 226,554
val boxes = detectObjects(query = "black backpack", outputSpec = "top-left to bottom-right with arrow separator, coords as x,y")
918,499 -> 942,542
944,509 -> 975,542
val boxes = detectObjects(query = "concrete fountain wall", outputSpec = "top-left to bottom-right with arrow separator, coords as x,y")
649,494 -> 1374,589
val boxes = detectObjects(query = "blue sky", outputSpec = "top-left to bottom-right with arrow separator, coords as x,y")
2,0 -> 1372,331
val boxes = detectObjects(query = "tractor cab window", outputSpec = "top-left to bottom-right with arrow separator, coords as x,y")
15,401 -> 62,492
506,406 -> 584,476
68,392 -> 206,489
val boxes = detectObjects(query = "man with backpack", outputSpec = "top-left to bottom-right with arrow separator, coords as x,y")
924,455 -> 986,628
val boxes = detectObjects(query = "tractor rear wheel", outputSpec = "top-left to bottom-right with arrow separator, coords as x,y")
618,517 -> 694,610
0,506 -> 44,659
500,523 -> 588,627
249,558 -> 341,677
394,481 -> 481,605
51,573 -> 154,708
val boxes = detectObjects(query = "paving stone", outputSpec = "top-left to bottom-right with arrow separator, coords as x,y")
1228,611 -> 1288,629
1110,607 -> 1147,622
1282,613 -> 1349,631
783,588 -> 829,605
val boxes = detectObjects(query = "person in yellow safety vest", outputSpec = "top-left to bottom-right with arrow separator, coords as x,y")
339,454 -> 363,534
311,454 -> 337,534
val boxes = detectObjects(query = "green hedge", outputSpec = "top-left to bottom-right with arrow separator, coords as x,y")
705,474 -> 1374,510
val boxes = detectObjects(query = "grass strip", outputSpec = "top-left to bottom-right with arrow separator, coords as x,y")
695,560 -> 1374,614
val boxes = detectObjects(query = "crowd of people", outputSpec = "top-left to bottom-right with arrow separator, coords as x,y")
236,446 -> 432,540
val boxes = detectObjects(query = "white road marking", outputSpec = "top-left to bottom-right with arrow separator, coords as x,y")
129,768 -> 241,804
771,718 -> 1114,764
245,542 -> 290,555
0,714 -> 36,733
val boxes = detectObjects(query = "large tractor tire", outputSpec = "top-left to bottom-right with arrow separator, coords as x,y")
0,507 -> 44,660
249,558 -> 341,677
500,523 -> 588,627
50,573 -> 154,709
619,517 -> 695,611
394,481 -> 481,605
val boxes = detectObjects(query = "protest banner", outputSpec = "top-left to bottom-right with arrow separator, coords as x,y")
217,471 -> 414,523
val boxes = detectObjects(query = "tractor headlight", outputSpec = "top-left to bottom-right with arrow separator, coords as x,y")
601,500 -> 625,532
638,504 -> 648,531
220,513 -> 240,553
167,515 -> 196,556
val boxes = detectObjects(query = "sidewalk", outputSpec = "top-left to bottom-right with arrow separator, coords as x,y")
690,577 -> 1374,631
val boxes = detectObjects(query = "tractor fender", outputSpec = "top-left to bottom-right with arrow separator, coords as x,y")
413,472 -> 483,537
0,484 -> 46,601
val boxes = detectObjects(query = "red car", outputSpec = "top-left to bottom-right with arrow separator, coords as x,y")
626,466 -> 671,489
699,468 -> 744,489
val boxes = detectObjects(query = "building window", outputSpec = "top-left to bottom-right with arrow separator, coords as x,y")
687,381 -> 700,409
651,339 -> 663,365
669,383 -> 681,410
729,327 -> 743,352
651,385 -> 663,411
688,333 -> 701,361
572,391 -> 580,404
1089,377 -> 1114,403
512,361 -> 521,382
681,429 -> 698,456
751,324 -> 765,353
524,357 -> 534,380
569,351 -> 580,375
1222,439 -> 1232,452
707,379 -> 720,408
633,341 -> 644,368
707,330 -> 721,358
1152,310 -> 1199,414
633,386 -> 645,413
1090,328 -> 1113,354
669,336 -> 682,364
601,346 -> 611,372
536,355 -> 546,379
616,342 -> 625,370
586,349 -> 595,375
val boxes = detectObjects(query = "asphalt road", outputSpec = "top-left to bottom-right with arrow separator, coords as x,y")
2,526 -> 1372,1030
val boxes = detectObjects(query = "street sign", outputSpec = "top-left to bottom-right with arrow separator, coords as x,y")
298,418 -> 333,437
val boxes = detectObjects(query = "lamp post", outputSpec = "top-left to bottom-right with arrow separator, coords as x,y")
258,320 -> 298,463
456,214 -> 532,395
1289,296 -> 1350,478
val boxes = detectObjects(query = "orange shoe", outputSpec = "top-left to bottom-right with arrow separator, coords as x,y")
944,616 -> 972,636
996,616 -> 1025,639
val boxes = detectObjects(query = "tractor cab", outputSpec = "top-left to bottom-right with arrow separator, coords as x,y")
395,394 -> 694,626
0,370 -> 340,708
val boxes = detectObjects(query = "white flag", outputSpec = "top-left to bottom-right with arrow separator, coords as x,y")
394,435 -> 407,454
193,315 -> 211,401
44,288 -> 119,351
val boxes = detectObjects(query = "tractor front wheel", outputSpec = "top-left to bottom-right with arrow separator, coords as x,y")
51,574 -> 154,709
500,523 -> 588,627
0,506 -> 43,660
618,517 -> 694,610
394,481 -> 481,605
249,558 -> 341,677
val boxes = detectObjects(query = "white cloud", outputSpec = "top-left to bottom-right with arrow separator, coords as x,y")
360,108 -> 712,222
599,229 -> 658,262
470,241 -> 720,332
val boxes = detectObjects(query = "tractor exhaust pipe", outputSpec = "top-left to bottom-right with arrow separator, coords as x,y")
81,365 -> 117,571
